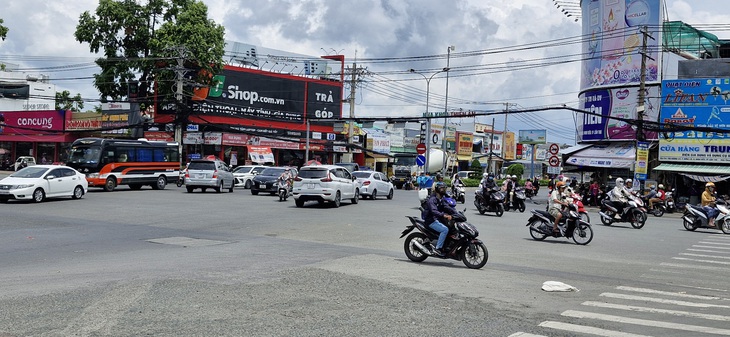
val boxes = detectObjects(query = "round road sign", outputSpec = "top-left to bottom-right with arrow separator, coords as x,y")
416,154 -> 426,166
549,155 -> 560,167
416,143 -> 427,155
549,143 -> 560,155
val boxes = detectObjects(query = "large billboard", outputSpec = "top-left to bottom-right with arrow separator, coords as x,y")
659,78 -> 730,163
580,0 -> 662,91
578,85 -> 661,141
518,129 -> 547,145
0,110 -> 66,134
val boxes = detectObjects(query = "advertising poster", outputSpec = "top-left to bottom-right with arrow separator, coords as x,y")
0,110 -> 65,134
578,85 -> 660,141
518,129 -> 547,144
456,132 -> 473,155
580,0 -> 662,91
503,131 -> 516,160
659,78 -> 730,163
635,141 -> 649,180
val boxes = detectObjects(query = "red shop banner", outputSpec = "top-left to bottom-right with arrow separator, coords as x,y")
0,110 -> 66,134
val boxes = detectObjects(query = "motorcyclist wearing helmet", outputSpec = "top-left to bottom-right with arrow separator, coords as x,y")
480,173 -> 497,202
648,184 -> 666,210
625,178 -> 638,195
702,182 -> 719,227
610,177 -> 630,219
549,181 -> 569,235
422,182 -> 457,257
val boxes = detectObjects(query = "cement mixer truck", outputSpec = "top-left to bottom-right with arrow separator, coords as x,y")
392,149 -> 448,189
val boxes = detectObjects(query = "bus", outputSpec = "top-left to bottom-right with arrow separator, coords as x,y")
66,138 -> 180,192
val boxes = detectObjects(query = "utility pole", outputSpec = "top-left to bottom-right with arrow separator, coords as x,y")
345,61 -> 366,163
173,46 -> 188,170
488,118 -> 495,175
502,103 -> 509,173
636,25 -> 654,192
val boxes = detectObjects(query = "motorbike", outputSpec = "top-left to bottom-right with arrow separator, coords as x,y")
642,195 -> 666,217
451,182 -> 466,204
504,187 -> 527,212
526,203 -> 593,245
401,209 -> 489,269
277,178 -> 292,201
176,170 -> 185,187
682,199 -> 730,234
567,192 -> 590,223
598,194 -> 647,229
474,187 -> 505,217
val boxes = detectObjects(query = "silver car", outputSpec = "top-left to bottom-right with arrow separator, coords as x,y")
184,158 -> 235,193
352,171 -> 394,200
292,165 -> 359,208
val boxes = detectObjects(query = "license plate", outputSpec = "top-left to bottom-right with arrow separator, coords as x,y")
0,190 -> 8,194
259,184 -> 266,189
196,174 -> 204,179
307,183 -> 315,189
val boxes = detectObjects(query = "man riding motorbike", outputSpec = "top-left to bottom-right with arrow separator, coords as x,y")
480,173 -> 497,202
549,181 -> 569,235
422,182 -> 457,257
702,182 -> 719,228
648,184 -> 666,210
610,177 -> 631,219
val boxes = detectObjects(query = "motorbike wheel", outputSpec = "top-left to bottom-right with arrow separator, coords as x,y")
720,221 -> 730,235
495,204 -> 504,217
518,202 -> 526,213
580,212 -> 590,224
572,223 -> 594,245
475,200 -> 486,215
683,214 -> 698,231
504,202 -> 510,212
630,210 -> 646,229
461,242 -> 488,269
652,206 -> 664,217
600,211 -> 614,226
403,232 -> 429,262
529,220 -> 549,241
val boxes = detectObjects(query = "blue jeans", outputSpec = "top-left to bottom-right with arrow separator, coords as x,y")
703,206 -> 718,220
428,220 -> 449,249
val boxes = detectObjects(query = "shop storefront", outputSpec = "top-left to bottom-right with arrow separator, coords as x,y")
0,110 -> 74,168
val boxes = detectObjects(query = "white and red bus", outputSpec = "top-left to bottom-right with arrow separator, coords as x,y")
66,138 -> 180,191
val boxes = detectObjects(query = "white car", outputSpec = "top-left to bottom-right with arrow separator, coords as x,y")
292,165 -> 359,208
352,171 -> 394,200
14,156 -> 37,171
0,165 -> 88,203
232,165 -> 267,188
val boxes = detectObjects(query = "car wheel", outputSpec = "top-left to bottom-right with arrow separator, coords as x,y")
104,177 -> 116,192
33,188 -> 45,203
371,189 -> 377,200
244,180 -> 252,189
295,199 -> 304,207
215,181 -> 222,193
186,186 -> 194,193
0,197 -> 8,203
251,189 -> 259,195
129,184 -> 143,190
152,176 -> 167,190
351,189 -> 359,204
72,186 -> 84,199
229,180 -> 234,192
332,191 -> 341,208
387,189 -> 394,200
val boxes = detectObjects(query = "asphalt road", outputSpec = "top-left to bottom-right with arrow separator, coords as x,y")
0,177 -> 728,336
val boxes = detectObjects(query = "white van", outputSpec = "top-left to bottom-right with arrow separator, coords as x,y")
14,156 -> 37,171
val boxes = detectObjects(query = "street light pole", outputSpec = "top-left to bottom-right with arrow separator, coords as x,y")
410,67 -> 449,174
443,45 -> 455,173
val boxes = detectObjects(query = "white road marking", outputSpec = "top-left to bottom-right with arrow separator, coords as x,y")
660,262 -> 730,271
699,241 -> 730,246
614,286 -> 720,300
599,293 -> 730,308
694,245 -> 730,250
680,253 -> 730,260
508,332 -> 547,337
562,310 -> 730,335
582,301 -> 730,321
538,321 -> 653,337
687,248 -> 730,254
672,257 -> 730,265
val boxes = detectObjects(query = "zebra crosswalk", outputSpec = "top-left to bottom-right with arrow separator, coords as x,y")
510,235 -> 730,336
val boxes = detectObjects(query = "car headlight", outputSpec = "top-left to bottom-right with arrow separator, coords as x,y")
87,173 -> 99,179
12,184 -> 34,189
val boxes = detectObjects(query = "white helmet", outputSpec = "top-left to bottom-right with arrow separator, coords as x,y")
615,177 -> 624,187
512,175 -> 517,179
658,184 -> 664,189
483,173 -> 488,179
626,178 -> 632,183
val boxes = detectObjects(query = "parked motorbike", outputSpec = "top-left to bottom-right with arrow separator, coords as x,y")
451,183 -> 466,204
504,187 -> 527,212
598,194 -> 647,229
277,178 -> 292,201
526,203 -> 593,245
474,187 -> 505,217
401,210 -> 489,269
682,199 -> 730,234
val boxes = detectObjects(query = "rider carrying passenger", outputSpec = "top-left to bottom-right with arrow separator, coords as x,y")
549,181 -> 568,236
648,184 -> 666,210
702,182 -> 719,228
422,182 -> 457,257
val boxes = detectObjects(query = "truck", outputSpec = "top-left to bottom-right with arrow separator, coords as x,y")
391,149 -> 447,189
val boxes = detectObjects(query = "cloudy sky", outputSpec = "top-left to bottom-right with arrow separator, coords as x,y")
1,0 -> 729,144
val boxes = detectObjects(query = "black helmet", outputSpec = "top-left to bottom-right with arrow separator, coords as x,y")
435,173 -> 443,180
434,182 -> 447,195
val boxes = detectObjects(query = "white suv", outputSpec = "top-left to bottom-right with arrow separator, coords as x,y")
293,165 -> 359,208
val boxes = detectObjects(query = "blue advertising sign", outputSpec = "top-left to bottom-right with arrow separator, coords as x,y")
416,154 -> 426,166
660,78 -> 730,138
580,88 -> 611,141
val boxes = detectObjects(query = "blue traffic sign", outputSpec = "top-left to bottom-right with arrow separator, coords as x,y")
416,154 -> 426,166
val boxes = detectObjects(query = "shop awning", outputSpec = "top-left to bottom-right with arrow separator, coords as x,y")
653,163 -> 730,175
456,154 -> 472,161
248,146 -> 275,163
564,143 -> 635,168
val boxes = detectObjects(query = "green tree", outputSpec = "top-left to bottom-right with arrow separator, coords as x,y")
505,164 -> 524,178
470,159 -> 482,173
55,90 -> 85,112
74,0 -> 225,103
0,18 -> 8,41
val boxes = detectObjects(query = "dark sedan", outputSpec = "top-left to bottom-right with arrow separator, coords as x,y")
250,167 -> 291,195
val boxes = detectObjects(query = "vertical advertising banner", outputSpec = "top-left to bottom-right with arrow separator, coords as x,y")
503,131 -> 516,160
635,141 -> 649,180
580,0 -> 661,91
456,132 -> 473,155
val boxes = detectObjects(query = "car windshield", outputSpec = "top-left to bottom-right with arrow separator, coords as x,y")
10,167 -> 49,178
232,166 -> 252,173
352,172 -> 371,178
260,168 -> 286,176
68,146 -> 101,164
298,168 -> 328,179
188,161 -> 215,170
